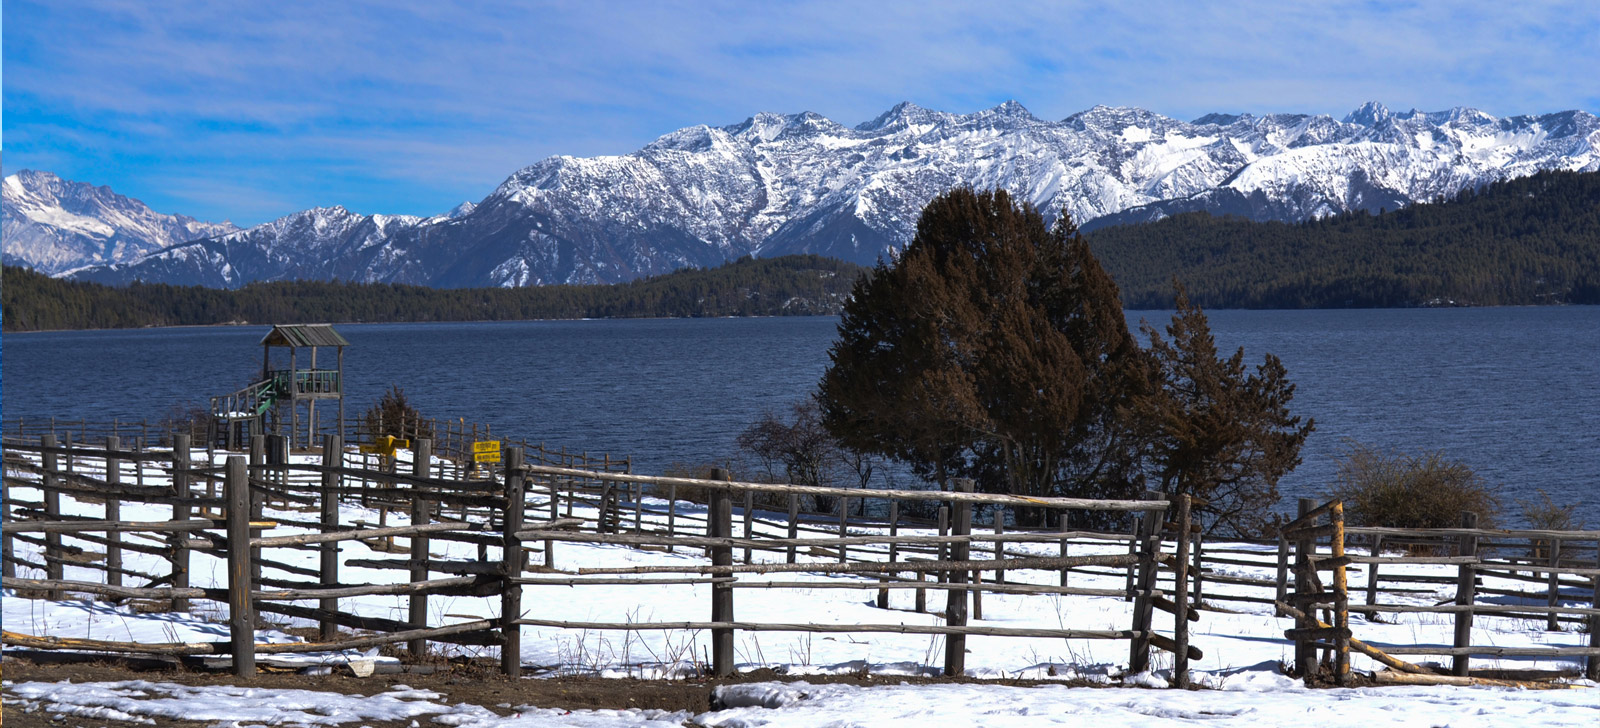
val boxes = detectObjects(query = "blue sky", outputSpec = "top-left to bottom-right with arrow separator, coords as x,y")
5,1 -> 1598,226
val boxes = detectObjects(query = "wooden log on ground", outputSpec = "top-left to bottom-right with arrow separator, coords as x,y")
1371,670 -> 1593,689
3,630 -> 218,655
1380,645 -> 1600,657
1274,600 -> 1429,674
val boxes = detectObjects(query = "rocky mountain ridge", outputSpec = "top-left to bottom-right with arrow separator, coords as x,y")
2,169 -> 238,274
14,100 -> 1597,288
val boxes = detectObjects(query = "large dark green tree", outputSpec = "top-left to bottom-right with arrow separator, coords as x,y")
818,188 -> 1148,525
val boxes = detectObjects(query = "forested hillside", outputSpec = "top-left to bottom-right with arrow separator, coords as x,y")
2,255 -> 866,332
1089,170 -> 1600,308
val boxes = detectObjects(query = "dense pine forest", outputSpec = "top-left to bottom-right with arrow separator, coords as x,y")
6,170 -> 1598,331
1,255 -> 866,332
1090,170 -> 1600,309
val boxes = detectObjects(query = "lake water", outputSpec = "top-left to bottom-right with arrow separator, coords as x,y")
3,308 -> 1596,527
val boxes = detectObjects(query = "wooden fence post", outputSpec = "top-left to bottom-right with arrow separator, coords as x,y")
104,436 -> 124,589
880,500 -> 898,610
1127,491 -> 1162,675
1293,498 -> 1316,680
1587,540 -> 1600,682
408,438 -> 433,661
666,484 -> 679,552
1058,515 -> 1071,587
630,464 -> 643,536
837,498 -> 849,563
743,490 -> 755,564
709,468 -> 735,677
171,433 -> 192,612
1331,501 -> 1350,686
943,478 -> 973,677
1452,511 -> 1479,677
1364,534 -> 1384,619
1125,506 -> 1140,602
936,506 -> 949,585
545,474 -> 559,569
1,477 -> 13,581
1546,538 -> 1563,632
1171,494 -> 1193,688
226,455 -> 256,677
1275,532 -> 1290,609
786,494 -> 799,564
253,437 -> 276,590
502,447 -> 526,677
320,435 -> 342,641
993,511 -> 1005,582
41,434 -> 64,600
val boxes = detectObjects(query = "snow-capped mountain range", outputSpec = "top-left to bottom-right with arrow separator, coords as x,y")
10,100 -> 1598,288
2,169 -> 238,275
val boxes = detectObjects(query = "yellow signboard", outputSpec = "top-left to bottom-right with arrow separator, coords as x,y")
359,435 -> 410,457
473,440 -> 501,463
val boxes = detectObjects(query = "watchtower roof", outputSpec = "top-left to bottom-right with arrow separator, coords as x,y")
260,324 -> 350,348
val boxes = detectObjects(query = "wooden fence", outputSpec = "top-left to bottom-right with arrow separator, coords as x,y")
6,429 -> 1595,685
1272,499 -> 1600,684
2,433 -> 1204,683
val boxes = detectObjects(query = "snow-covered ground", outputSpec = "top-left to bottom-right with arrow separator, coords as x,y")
4,446 -> 1597,725
5,677 -> 1599,727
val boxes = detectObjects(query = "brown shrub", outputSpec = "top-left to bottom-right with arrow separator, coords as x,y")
1327,442 -> 1500,529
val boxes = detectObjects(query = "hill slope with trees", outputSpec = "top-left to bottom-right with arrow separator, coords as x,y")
1088,170 -> 1600,309
1,255 -> 866,332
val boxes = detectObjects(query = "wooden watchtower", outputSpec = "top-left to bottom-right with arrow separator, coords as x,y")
211,324 -> 349,451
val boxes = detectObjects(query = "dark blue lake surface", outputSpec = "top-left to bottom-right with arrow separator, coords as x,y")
4,309 -> 1596,526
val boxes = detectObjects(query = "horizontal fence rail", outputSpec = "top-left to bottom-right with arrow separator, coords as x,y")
4,424 -> 1597,685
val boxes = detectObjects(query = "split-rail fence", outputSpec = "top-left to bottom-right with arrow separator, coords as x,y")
4,423 -> 1597,686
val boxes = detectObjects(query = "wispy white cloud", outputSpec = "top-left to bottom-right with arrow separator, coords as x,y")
6,0 -> 1597,224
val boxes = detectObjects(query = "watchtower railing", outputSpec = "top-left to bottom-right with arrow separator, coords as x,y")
211,379 -> 278,419
266,368 -> 342,396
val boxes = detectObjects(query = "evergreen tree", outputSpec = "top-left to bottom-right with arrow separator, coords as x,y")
818,188 -> 1147,525
1136,283 -> 1314,536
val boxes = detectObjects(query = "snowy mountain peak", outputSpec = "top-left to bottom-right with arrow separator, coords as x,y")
1343,101 -> 1391,127
1192,112 -> 1249,126
59,99 -> 1600,290
2,169 -> 238,274
857,101 -> 945,131
982,99 -> 1035,120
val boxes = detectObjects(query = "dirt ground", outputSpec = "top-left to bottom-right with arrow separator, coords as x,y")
1,653 -> 1093,727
